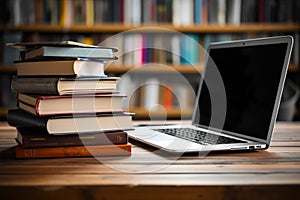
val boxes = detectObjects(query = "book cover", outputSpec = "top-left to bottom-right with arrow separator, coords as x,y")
15,143 -> 132,158
15,60 -> 106,77
17,93 -> 125,116
16,127 -> 128,148
8,109 -> 134,135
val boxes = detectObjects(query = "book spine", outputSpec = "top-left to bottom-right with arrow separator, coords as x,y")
15,144 -> 132,158
86,0 -> 94,26
7,109 -> 48,130
18,129 -> 128,148
11,77 -> 59,95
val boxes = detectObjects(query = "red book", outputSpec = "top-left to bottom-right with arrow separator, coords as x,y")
17,93 -> 125,116
164,86 -> 173,109
258,0 -> 265,23
15,143 -> 131,158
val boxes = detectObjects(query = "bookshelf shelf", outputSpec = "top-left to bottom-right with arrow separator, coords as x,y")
105,65 -> 203,74
1,64 -> 298,74
129,107 -> 193,119
2,24 -> 299,33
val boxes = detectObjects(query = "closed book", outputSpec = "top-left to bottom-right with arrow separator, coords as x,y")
17,93 -> 125,116
16,127 -> 128,148
15,60 -> 106,77
23,46 -> 117,60
11,76 -> 120,95
8,109 -> 134,135
15,143 -> 131,158
7,40 -> 118,51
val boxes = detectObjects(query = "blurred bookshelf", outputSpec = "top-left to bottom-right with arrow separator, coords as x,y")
1,0 -> 300,120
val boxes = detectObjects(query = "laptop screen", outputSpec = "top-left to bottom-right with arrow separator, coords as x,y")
193,42 -> 289,140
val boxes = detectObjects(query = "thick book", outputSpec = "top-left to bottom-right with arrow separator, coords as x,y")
16,127 -> 128,148
15,60 -> 106,77
8,109 -> 134,135
11,76 -> 120,95
15,143 -> 131,158
17,93 -> 125,116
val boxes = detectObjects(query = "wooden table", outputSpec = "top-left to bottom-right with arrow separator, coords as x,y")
0,122 -> 299,200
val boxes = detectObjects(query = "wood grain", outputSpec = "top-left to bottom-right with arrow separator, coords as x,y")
0,122 -> 299,199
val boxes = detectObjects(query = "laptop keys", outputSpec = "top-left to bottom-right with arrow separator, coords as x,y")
153,128 -> 246,145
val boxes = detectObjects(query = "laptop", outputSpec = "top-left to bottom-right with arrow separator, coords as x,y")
127,35 -> 294,153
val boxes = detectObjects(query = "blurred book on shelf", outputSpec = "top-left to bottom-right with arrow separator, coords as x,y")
2,0 -> 299,26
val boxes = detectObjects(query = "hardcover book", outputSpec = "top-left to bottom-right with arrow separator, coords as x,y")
23,46 -> 117,60
11,76 -> 120,95
17,93 -> 125,116
16,127 -> 128,148
8,109 -> 134,135
15,143 -> 132,158
15,60 -> 106,77
7,40 -> 118,50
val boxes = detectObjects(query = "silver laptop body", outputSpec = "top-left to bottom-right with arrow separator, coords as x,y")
127,36 -> 294,153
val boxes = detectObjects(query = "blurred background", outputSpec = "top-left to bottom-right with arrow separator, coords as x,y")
0,0 -> 299,121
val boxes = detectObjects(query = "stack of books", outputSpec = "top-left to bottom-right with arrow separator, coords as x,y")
7,41 -> 134,159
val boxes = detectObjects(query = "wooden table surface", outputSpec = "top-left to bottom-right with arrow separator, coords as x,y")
0,121 -> 299,200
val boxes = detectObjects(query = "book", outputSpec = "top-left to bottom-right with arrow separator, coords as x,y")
22,46 -> 117,60
8,109 -> 134,135
194,0 -> 203,24
15,143 -> 132,158
227,0 -> 241,25
179,0 -> 193,26
7,40 -> 118,51
143,78 -> 160,110
17,93 -> 125,116
7,40 -> 118,61
16,127 -> 128,148
15,60 -> 106,77
217,0 -> 226,25
11,76 -> 120,95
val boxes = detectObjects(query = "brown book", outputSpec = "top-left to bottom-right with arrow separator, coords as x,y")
15,143 -> 131,158
17,128 -> 128,148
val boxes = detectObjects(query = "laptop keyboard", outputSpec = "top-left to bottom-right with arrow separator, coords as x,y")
153,128 -> 246,145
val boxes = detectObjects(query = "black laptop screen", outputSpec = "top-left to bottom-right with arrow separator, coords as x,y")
193,43 -> 288,140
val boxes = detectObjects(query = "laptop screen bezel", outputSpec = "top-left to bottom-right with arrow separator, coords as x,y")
192,36 -> 294,145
